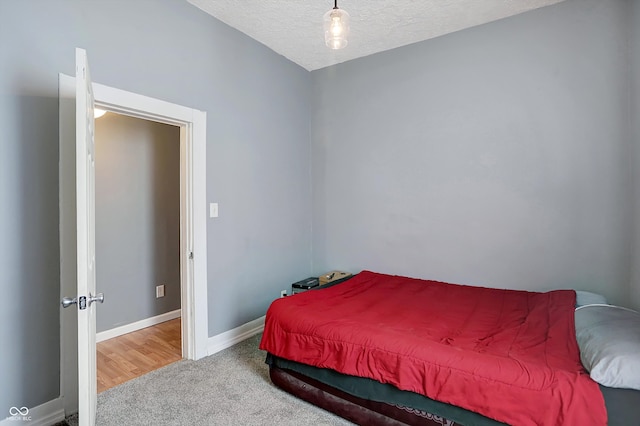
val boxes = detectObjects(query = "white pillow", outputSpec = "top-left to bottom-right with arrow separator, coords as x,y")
575,291 -> 607,307
575,304 -> 640,390
576,290 -> 607,307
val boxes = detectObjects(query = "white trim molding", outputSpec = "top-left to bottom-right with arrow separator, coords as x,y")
207,316 -> 266,356
96,310 -> 181,343
91,79 -> 209,361
0,397 -> 64,426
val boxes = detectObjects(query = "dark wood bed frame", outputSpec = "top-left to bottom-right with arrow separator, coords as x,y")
269,365 -> 459,426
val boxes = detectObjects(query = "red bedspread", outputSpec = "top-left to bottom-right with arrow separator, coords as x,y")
260,271 -> 606,426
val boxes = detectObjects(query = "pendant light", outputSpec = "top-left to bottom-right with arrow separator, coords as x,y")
323,0 -> 350,50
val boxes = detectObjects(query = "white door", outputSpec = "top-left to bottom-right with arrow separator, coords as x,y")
59,55 -> 208,419
75,47 -> 101,426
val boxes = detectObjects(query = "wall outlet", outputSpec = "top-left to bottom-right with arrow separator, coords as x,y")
156,285 -> 165,298
280,289 -> 287,298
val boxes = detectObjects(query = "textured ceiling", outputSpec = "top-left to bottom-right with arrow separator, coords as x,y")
186,0 -> 566,71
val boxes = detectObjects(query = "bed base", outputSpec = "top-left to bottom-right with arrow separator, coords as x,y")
269,366 -> 459,426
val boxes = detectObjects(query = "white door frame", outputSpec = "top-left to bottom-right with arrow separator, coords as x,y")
59,74 -> 208,414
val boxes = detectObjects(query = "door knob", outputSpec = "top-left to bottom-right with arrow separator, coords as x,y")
89,292 -> 104,306
61,297 -> 77,308
61,293 -> 104,309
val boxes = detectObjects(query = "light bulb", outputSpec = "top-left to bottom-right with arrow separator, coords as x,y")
323,7 -> 350,50
331,17 -> 343,37
94,108 -> 107,119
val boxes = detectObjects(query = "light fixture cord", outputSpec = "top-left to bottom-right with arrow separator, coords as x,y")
334,0 -> 338,10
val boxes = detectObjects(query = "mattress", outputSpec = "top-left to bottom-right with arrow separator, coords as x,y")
260,271 -> 607,425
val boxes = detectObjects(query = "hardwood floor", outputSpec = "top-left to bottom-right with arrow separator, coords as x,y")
96,318 -> 182,393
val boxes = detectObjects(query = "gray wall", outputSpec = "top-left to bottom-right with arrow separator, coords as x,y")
310,0 -> 633,306
95,114 -> 181,333
0,0 -> 311,416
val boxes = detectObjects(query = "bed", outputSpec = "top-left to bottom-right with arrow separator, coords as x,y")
260,271 -> 640,425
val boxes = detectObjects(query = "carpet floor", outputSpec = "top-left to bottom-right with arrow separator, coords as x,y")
80,333 -> 353,425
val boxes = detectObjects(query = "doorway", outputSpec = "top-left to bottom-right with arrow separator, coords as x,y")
94,112 -> 182,392
59,74 -> 209,415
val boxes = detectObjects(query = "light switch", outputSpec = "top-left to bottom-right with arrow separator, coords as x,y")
209,203 -> 219,218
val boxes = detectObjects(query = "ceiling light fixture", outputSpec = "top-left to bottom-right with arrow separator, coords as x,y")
94,108 -> 107,119
323,0 -> 350,50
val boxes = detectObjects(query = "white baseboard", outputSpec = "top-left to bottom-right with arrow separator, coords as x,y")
0,397 -> 64,426
96,309 -> 181,343
207,315 -> 265,356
